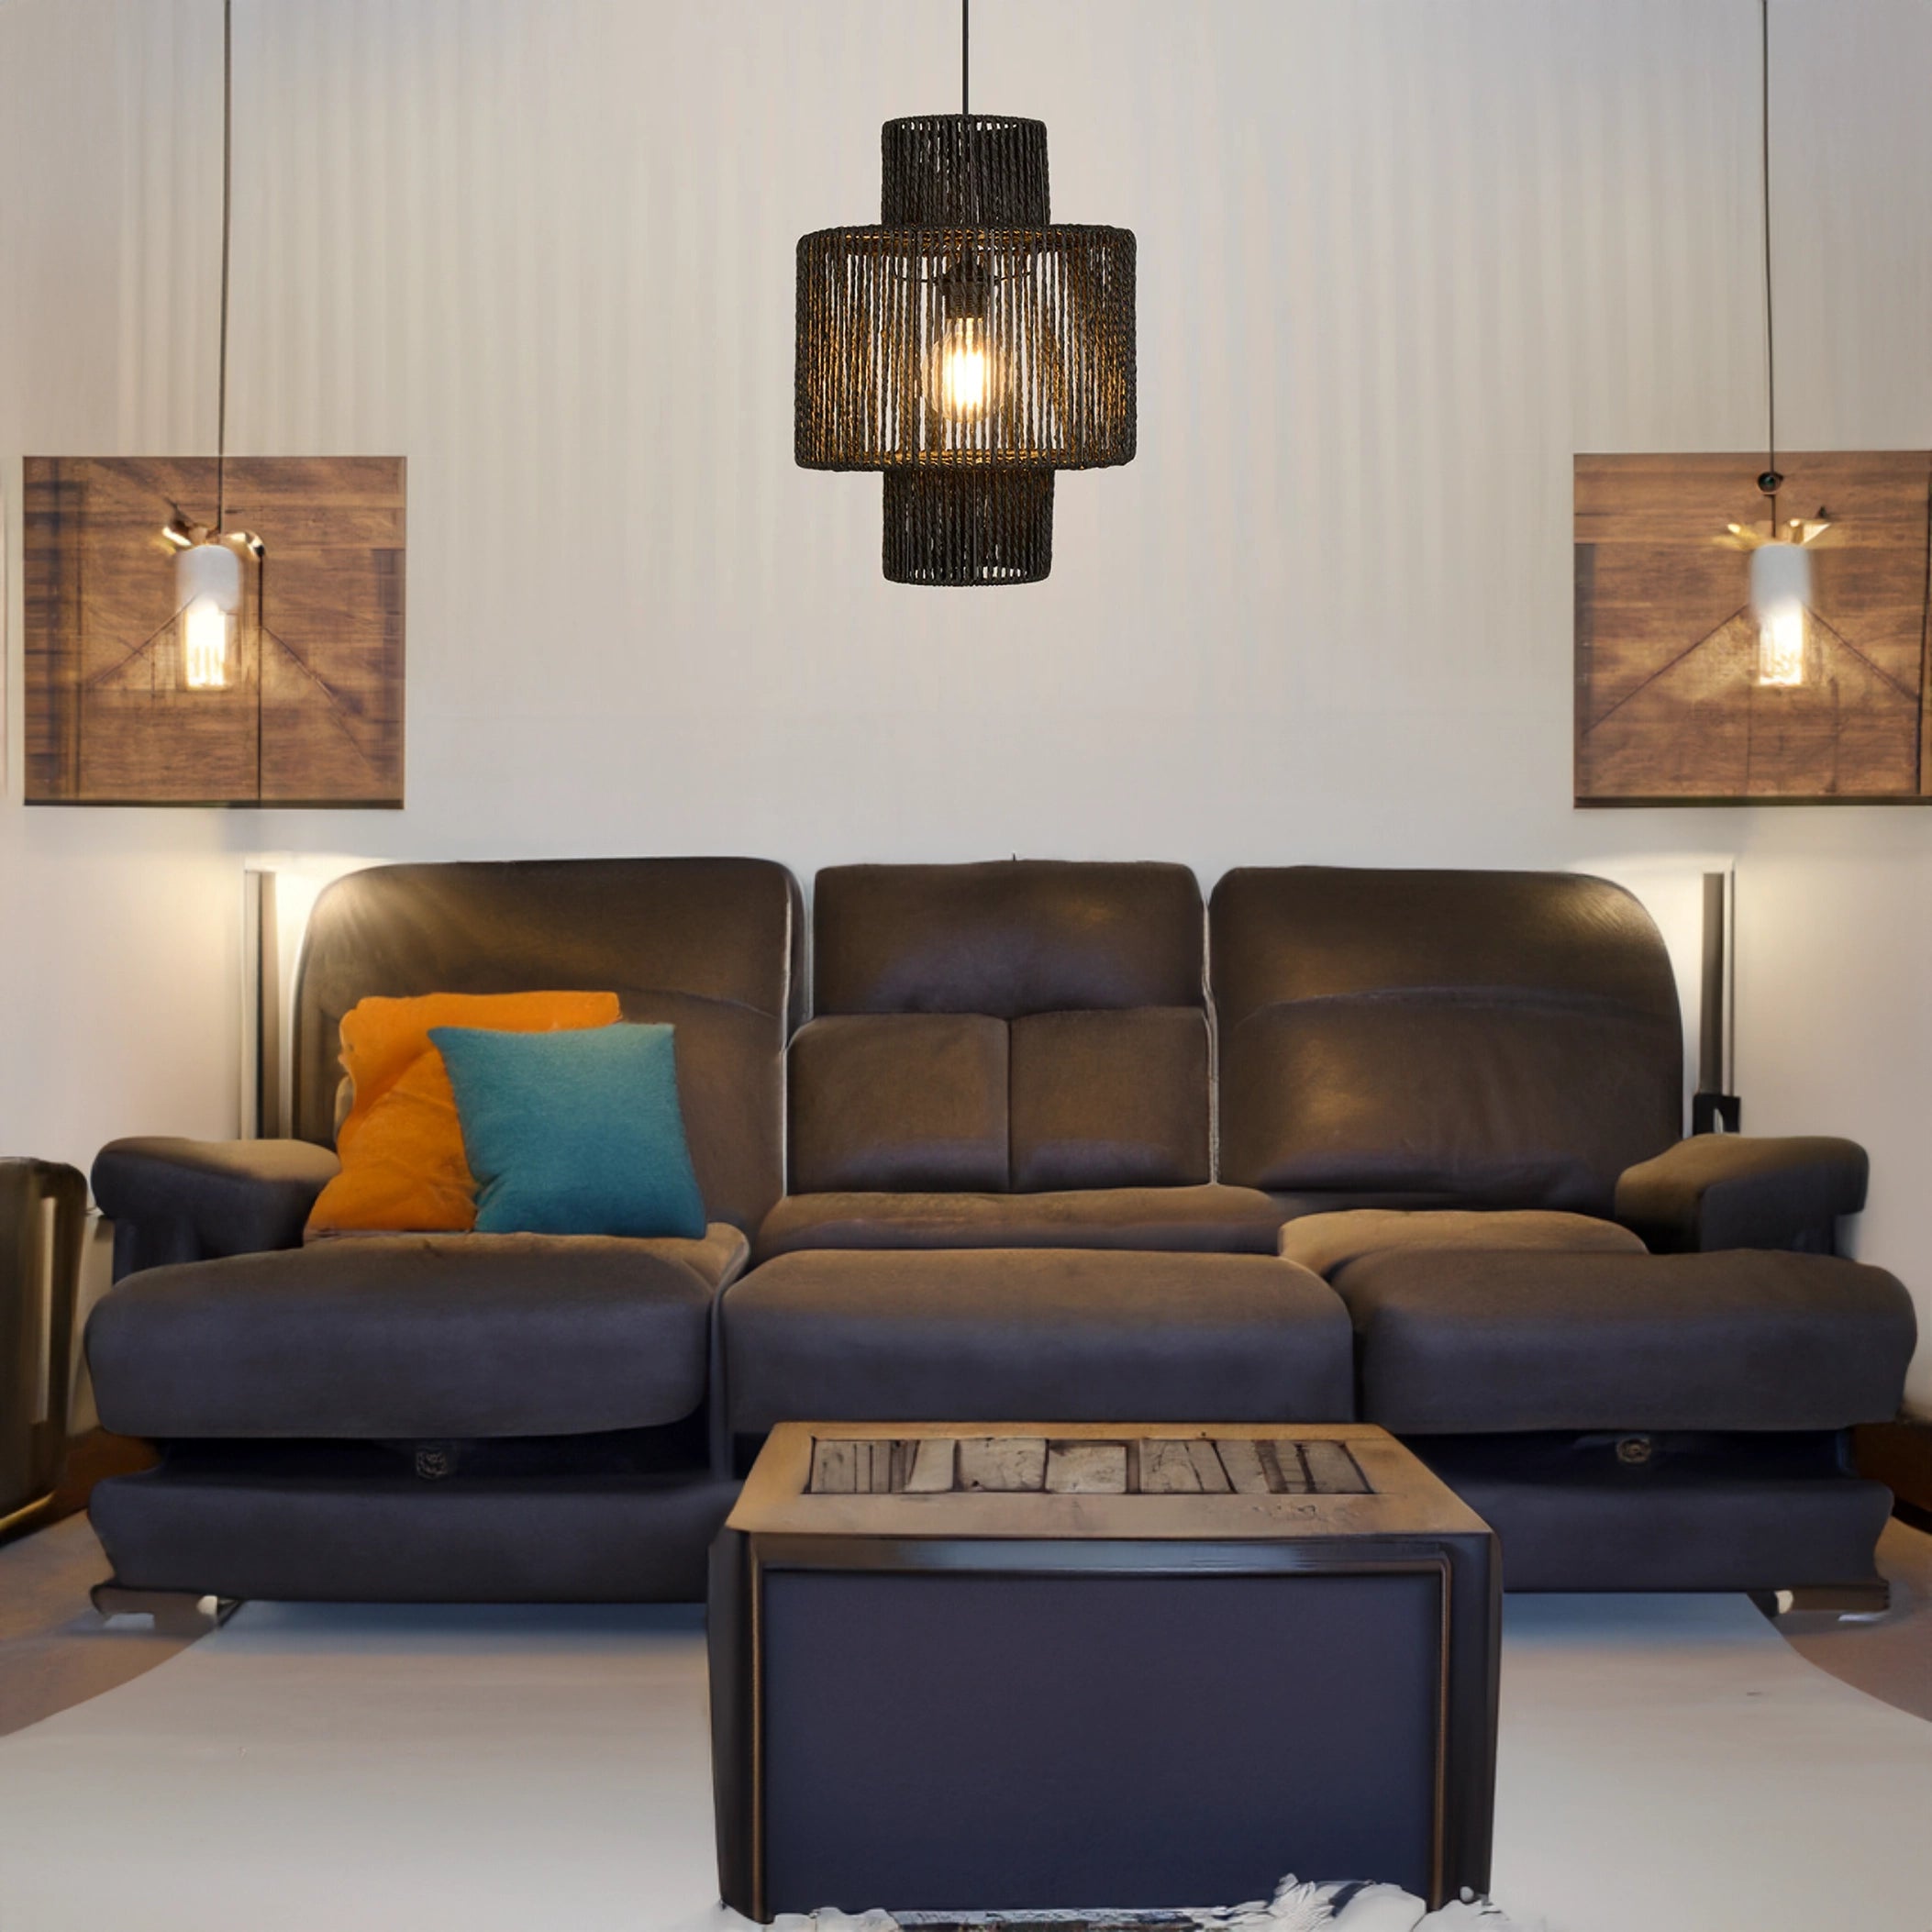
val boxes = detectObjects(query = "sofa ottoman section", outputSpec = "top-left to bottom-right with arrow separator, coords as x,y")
721,1249 -> 1355,1438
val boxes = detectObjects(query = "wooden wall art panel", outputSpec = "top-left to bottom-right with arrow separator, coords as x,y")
24,456 -> 405,805
1574,451 -> 1931,805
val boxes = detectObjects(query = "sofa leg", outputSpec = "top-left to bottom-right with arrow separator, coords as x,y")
91,1582 -> 240,1638
1749,1582 -> 1892,1621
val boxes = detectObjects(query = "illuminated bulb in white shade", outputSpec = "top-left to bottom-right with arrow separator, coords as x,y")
176,539 -> 242,691
1749,539 -> 1811,688
938,317 -> 989,419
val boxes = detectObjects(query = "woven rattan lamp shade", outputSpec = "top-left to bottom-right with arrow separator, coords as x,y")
796,114 -> 1136,584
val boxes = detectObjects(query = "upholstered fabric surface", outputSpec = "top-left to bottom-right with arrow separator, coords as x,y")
1333,1248 -> 1916,1434
88,1468 -> 738,1603
1279,1208 -> 1646,1276
811,861 -> 1206,1016
787,1014 -> 1009,1194
1211,866 -> 1684,1027
794,861 -> 1215,1196
92,1137 -> 341,1274
1007,1006 -> 1211,1189
1418,1436 -> 1898,1593
755,1184 -> 1285,1260
1615,1134 -> 1870,1252
293,859 -> 802,1234
308,988 -> 622,1236
1211,867 -> 1683,1212
1222,998 -> 1681,1214
85,1227 -> 749,1438
722,1249 -> 1354,1432
432,1022 -> 707,1238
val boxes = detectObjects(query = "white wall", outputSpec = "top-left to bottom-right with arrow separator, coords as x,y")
3,0 -> 1928,1405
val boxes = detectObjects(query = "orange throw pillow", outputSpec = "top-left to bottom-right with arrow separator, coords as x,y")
305,991 -> 622,1236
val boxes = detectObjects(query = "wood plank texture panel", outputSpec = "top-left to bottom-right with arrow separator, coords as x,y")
1213,1438 -> 1272,1494
24,456 -> 405,805
1574,451 -> 1931,804
1043,1441 -> 1128,1493
1138,1438 -> 1204,1493
956,1437 -> 1048,1493
904,1438 -> 956,1493
805,1433 -> 1376,1499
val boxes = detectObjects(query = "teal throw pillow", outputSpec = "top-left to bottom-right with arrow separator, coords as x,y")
429,1021 -> 707,1238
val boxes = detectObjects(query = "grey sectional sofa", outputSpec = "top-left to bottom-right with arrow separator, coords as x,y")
83,856 -> 1915,1611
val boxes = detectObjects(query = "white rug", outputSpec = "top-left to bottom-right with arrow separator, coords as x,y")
0,1593 -> 1926,1932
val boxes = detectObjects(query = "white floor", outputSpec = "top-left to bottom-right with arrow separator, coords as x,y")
0,1594 -> 1926,1932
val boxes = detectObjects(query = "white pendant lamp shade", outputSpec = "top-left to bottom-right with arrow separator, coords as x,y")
1749,538 -> 1810,688
176,539 -> 242,691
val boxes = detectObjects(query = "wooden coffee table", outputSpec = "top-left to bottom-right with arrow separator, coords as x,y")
709,1422 -> 1498,1922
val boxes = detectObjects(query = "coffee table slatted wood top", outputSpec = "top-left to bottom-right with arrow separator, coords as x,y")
735,1422 -> 1488,1544
808,1432 -> 1371,1497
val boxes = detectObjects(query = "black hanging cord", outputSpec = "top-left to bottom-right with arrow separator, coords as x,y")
961,0 -> 969,118
1758,0 -> 1780,502
216,0 -> 234,534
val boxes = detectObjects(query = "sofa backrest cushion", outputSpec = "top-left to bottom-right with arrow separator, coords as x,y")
1211,867 -> 1682,1215
797,862 -> 1210,1192
1008,1007 -> 1210,1190
789,1015 -> 1009,1194
813,861 -> 1204,1016
294,858 -> 804,1234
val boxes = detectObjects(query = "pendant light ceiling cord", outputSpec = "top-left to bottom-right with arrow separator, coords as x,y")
1759,0 -> 1778,494
216,0 -> 234,535
961,0 -> 969,117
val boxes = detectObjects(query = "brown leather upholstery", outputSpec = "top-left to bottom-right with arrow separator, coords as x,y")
1009,1008 -> 1209,1189
1333,1248 -> 1915,1434
722,1249 -> 1355,1432
1615,1135 -> 1869,1252
794,862 -> 1211,1201
1212,868 -> 1682,1215
813,861 -> 1204,1016
1279,1208 -> 1646,1276
757,1184 -> 1284,1261
92,1138 -> 341,1276
788,1015 -> 1008,1194
87,1227 -> 750,1439
294,859 -> 803,1235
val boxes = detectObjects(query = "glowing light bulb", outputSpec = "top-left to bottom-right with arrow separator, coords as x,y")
1749,539 -> 1810,688
175,539 -> 242,691
1757,604 -> 1805,688
938,318 -> 989,419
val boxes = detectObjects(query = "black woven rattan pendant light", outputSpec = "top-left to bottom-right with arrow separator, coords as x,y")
795,1 -> 1136,584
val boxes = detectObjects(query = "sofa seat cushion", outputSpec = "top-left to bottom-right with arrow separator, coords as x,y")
722,1249 -> 1354,1433
1281,1208 -> 1645,1276
755,1185 -> 1284,1261
86,1226 -> 749,1440
1334,1249 -> 1915,1434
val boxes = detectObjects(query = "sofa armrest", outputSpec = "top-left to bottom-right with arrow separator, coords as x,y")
92,1137 -> 340,1279
1615,1135 -> 1868,1254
